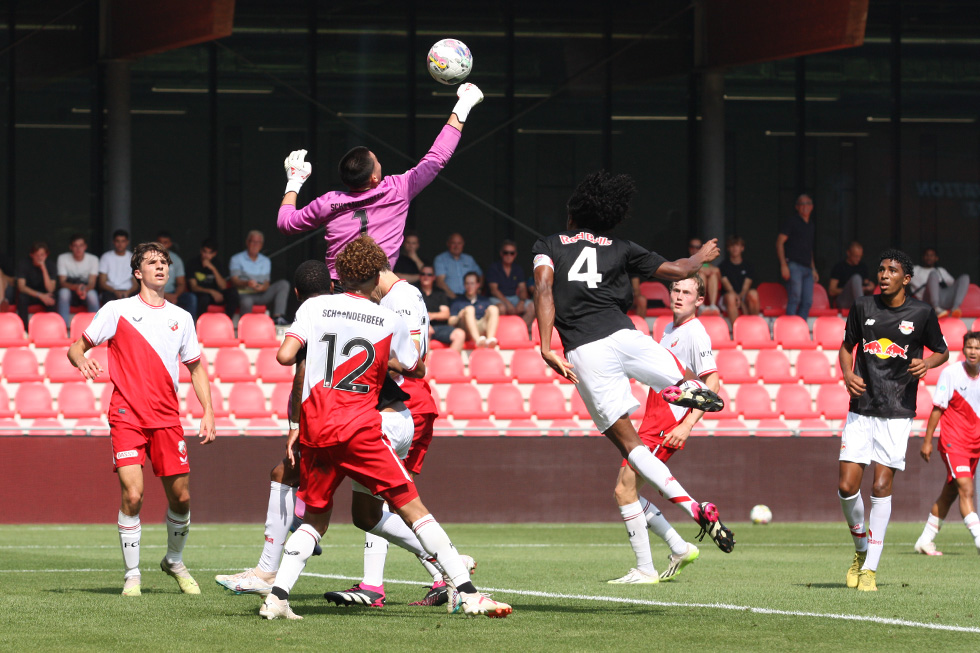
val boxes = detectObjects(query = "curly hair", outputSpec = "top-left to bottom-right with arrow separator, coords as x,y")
131,242 -> 172,277
566,171 -> 636,232
339,146 -> 374,189
336,236 -> 389,286
293,260 -> 332,302
878,248 -> 914,278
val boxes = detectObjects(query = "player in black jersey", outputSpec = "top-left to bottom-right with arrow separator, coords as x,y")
837,249 -> 948,591
532,170 -> 735,554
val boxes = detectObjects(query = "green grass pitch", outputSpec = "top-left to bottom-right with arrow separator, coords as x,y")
2,522 -> 979,651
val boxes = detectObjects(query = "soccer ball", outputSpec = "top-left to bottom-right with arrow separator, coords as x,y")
750,504 -> 772,525
427,39 -> 473,85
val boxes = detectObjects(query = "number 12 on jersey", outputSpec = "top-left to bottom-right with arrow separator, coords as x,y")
320,332 -> 375,393
568,247 -> 603,288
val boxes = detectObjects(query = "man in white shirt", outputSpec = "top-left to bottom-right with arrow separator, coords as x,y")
56,234 -> 100,326
229,230 -> 290,325
99,229 -> 138,304
910,247 -> 970,318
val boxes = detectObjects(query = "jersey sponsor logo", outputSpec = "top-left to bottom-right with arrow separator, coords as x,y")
868,530 -> 883,546
168,319 -> 179,332
862,338 -> 908,359
955,465 -> 971,473
899,320 -> 915,335
132,316 -> 143,323
533,253 -> 554,269
558,231 -> 612,246
265,535 -> 275,544
117,450 -> 138,460
864,319 -> 876,325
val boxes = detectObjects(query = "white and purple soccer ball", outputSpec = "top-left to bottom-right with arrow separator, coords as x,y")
750,504 -> 772,525
427,38 -> 473,85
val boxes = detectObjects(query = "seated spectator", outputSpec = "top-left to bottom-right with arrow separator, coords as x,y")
487,240 -> 535,325
229,230 -> 290,325
629,277 -> 648,319
828,241 -> 874,310
16,241 -> 58,328
911,247 -> 971,318
155,231 -> 196,315
449,271 -> 499,348
98,229 -> 138,303
187,238 -> 240,319
0,245 -> 14,309
688,237 -> 722,313
434,232 -> 481,300
393,232 -> 425,283
718,235 -> 760,320
417,264 -> 465,352
55,234 -> 100,326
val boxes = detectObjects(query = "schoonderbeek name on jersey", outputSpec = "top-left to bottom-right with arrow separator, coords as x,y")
330,194 -> 382,211
559,232 -> 613,246
321,309 -> 386,326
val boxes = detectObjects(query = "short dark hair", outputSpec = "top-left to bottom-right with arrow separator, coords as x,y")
68,234 -> 86,245
878,248 -> 914,278
964,331 -> 980,348
725,235 -> 744,248
156,230 -> 173,240
112,229 -> 129,240
339,146 -> 374,189
293,260 -> 332,302
131,242 -> 172,280
463,271 -> 480,283
200,237 -> 218,251
30,241 -> 48,254
566,170 -> 636,232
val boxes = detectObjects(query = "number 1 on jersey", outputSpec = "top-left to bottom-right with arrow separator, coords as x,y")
568,247 -> 602,288
352,209 -> 368,236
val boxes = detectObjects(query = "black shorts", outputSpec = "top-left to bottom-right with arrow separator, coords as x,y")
431,324 -> 457,344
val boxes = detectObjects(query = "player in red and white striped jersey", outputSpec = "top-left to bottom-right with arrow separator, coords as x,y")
68,242 -> 216,597
915,331 -> 980,555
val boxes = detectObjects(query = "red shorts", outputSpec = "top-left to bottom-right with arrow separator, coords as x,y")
298,424 -> 419,513
110,423 -> 189,477
404,412 -> 436,475
938,441 -> 980,483
621,430 -> 681,467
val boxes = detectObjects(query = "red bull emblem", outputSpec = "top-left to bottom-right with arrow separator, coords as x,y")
862,338 -> 908,359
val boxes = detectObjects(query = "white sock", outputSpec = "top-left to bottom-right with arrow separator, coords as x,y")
365,511 -> 441,582
917,513 -> 942,545
272,524 -> 320,597
626,446 -> 696,519
863,495 -> 892,571
412,514 -> 469,589
362,531 -> 389,587
838,490 -> 867,552
257,482 -> 297,574
118,511 -> 141,578
641,497 -> 688,556
964,512 -> 980,539
165,509 -> 190,564
619,501 -> 654,574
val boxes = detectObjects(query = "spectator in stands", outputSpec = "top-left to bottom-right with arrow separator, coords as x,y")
687,237 -> 721,313
98,229 -> 138,304
434,232 -> 481,300
393,232 -> 425,283
417,264 -> 465,352
487,239 -> 534,326
229,230 -> 290,325
776,194 -> 818,318
718,235 -> 760,321
16,241 -> 58,328
0,247 -> 14,309
911,247 -> 970,318
187,238 -> 240,319
449,271 -> 499,347
828,241 -> 874,311
56,234 -> 100,326
155,231 -> 196,315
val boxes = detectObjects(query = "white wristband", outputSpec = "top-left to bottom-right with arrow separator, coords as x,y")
284,180 -> 304,195
288,419 -> 299,430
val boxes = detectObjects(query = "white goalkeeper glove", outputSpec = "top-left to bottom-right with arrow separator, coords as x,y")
283,149 -> 312,195
452,83 -> 483,123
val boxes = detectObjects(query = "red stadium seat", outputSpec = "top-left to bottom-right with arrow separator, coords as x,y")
244,417 -> 283,437
58,383 -> 101,418
754,350 -> 795,384
69,312 -> 97,343
529,385 -> 571,420
734,384 -> 775,419
710,417 -> 748,436
509,348 -> 554,383
638,282 -> 672,316
916,385 -> 933,420
796,350 -> 838,384
0,313 -> 28,347
87,346 -> 111,383
44,347 -> 81,383
699,315 -> 735,349
571,389 -> 591,420
196,313 -> 240,347
2,348 -> 42,382
0,417 -> 21,436
816,384 -> 850,420
924,359 -> 950,385
71,418 -> 110,436
238,313 -> 281,349
629,315 -> 651,336
715,350 -> 755,383
487,384 -> 529,420
213,416 -> 239,436
28,312 -> 71,347
0,386 -> 13,418
213,348 -> 255,383
461,418 -> 499,437
495,316 -> 533,349
270,383 -> 293,419
775,384 -> 816,419
468,349 -> 510,384
773,315 -> 816,349
629,383 -> 647,420
813,316 -> 846,350
178,350 -> 207,383
444,384 -> 486,419
15,382 -> 57,418
756,282 -> 787,317
959,284 -> 980,318
798,418 -> 837,437
939,317 -> 967,351
432,417 -> 457,437
530,320 -> 564,352
503,418 -> 541,437
31,418 -> 67,435
652,316 -> 673,341
756,418 -> 793,437
733,316 -> 775,349
809,283 -> 840,317
185,382 -> 229,417
228,383 -> 270,419
255,349 -> 293,383
100,383 -> 114,412
426,349 -> 469,384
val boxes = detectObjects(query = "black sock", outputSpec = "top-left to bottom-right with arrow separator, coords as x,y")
457,581 -> 477,594
271,586 -> 289,601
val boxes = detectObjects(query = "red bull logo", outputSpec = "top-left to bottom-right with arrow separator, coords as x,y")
862,338 -> 908,360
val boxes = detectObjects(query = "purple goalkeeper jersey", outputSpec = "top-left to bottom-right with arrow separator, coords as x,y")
278,124 -> 461,278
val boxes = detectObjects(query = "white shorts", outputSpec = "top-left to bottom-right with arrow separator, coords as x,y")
839,412 -> 913,471
566,329 -> 686,433
351,408 -> 414,496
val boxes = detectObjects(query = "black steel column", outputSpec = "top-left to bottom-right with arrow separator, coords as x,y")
601,9 -> 613,171
6,1 -> 15,254
504,0 -> 515,240
89,61 -> 104,249
208,42 -> 218,241
890,0 -> 902,246
306,0 -> 319,259
686,71 -> 699,238
405,0 -> 417,229
795,57 -> 806,197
